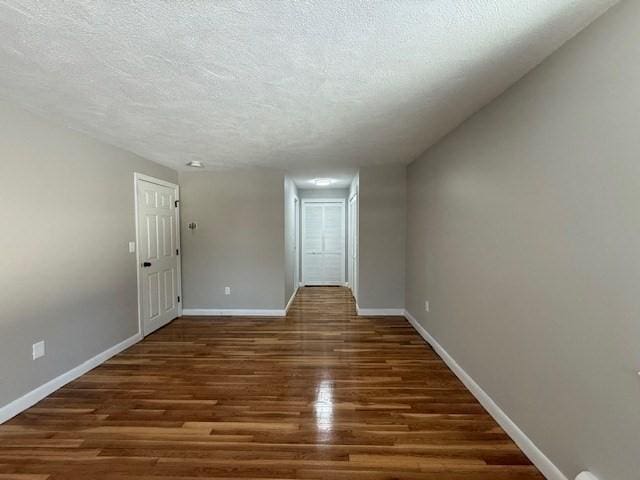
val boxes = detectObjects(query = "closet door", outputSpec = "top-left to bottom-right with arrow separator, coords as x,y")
302,200 -> 345,285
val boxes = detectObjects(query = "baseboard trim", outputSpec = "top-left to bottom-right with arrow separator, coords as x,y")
285,287 -> 298,314
0,332 -> 142,425
403,309 -> 567,480
356,305 -> 405,316
301,282 -> 348,287
183,308 -> 286,317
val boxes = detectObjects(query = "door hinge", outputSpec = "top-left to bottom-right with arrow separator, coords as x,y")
175,200 -> 180,208
177,296 -> 181,303
176,249 -> 179,255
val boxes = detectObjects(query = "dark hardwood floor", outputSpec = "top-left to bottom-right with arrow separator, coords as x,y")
0,287 -> 542,479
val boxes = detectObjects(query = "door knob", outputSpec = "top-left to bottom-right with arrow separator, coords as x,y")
142,262 -> 152,267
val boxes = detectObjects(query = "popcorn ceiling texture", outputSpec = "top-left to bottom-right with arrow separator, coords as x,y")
0,0 -> 617,171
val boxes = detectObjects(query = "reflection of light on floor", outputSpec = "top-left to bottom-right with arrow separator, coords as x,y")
314,379 -> 333,433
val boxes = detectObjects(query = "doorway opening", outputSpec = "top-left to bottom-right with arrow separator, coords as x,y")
301,199 -> 346,285
288,173 -> 358,301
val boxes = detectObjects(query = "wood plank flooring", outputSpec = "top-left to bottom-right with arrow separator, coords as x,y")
0,287 -> 543,479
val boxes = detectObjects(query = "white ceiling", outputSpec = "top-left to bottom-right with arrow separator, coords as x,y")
0,1 -> 616,173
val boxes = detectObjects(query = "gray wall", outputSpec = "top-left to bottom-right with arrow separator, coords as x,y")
284,177 -> 299,303
358,165 -> 406,310
0,99 -> 177,408
180,169 -> 286,310
405,2 -> 639,479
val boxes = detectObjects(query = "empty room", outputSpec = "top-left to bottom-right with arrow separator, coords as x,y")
0,1 -> 637,479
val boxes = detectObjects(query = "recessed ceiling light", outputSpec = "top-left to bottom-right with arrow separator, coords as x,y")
186,160 -> 204,168
311,178 -> 335,187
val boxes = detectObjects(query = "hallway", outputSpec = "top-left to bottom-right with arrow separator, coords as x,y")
0,287 -> 541,479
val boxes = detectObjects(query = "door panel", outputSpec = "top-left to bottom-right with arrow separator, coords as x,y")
302,201 -> 345,285
323,253 -> 343,282
305,253 -> 323,281
148,272 -> 160,320
163,269 -> 175,311
323,205 -> 343,253
137,179 -> 180,336
304,205 -> 323,253
145,215 -> 158,259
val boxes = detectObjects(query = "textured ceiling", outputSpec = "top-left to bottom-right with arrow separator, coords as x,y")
0,1 -> 617,172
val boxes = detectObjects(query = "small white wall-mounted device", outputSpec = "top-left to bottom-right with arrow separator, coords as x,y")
32,341 -> 45,360
575,472 -> 599,480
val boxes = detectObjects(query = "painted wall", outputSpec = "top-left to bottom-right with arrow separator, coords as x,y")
358,165 -> 406,310
284,177 -> 299,304
405,2 -> 639,479
180,169 -> 286,311
0,99 -> 177,409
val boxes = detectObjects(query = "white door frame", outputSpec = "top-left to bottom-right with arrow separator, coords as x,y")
294,195 -> 301,287
348,191 -> 358,301
301,198 -> 346,286
134,173 -> 182,337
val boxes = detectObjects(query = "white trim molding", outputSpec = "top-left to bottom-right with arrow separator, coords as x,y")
302,281 -> 349,287
403,309 -> 568,480
183,309 -> 286,317
0,332 -> 142,424
285,287 -> 299,314
356,305 -> 405,316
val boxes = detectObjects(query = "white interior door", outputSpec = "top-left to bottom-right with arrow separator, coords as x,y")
348,193 -> 358,300
136,176 -> 181,336
302,200 -> 345,285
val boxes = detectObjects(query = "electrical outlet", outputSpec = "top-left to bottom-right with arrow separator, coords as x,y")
425,301 -> 430,312
128,241 -> 136,253
32,341 -> 45,360
225,286 -> 231,295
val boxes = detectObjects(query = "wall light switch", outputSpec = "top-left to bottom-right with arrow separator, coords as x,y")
32,341 -> 45,360
225,287 -> 231,295
425,301 -> 430,312
128,241 -> 136,253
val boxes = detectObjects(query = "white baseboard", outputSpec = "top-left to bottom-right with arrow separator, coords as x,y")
301,282 -> 348,287
356,304 -> 405,316
403,309 -> 568,480
285,287 -> 299,314
183,308 -> 286,317
0,332 -> 142,425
